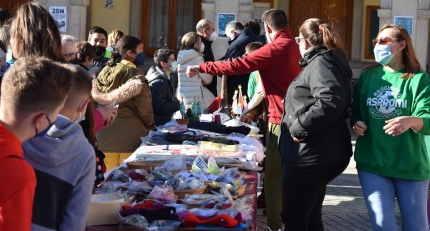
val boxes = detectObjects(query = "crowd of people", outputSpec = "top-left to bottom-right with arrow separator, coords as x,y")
0,2 -> 429,231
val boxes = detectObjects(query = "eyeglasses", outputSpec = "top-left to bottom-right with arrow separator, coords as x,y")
372,37 -> 397,46
63,52 -> 77,59
295,37 -> 305,45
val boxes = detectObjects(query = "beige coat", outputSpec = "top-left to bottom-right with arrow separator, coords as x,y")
92,63 -> 155,152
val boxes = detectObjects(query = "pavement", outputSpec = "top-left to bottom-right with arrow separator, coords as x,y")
255,139 -> 403,231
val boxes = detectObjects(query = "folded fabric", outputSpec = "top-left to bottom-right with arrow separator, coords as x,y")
184,213 -> 238,228
119,205 -> 172,217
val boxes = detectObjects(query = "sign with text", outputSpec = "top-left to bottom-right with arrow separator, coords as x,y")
49,6 -> 67,33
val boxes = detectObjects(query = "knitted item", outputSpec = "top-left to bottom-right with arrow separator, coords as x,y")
184,213 -> 238,228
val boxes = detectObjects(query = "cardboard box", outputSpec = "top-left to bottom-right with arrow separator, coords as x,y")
87,194 -> 124,226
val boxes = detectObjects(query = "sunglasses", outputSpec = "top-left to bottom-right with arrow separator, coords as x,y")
372,37 -> 397,46
295,36 -> 305,45
63,52 -> 77,59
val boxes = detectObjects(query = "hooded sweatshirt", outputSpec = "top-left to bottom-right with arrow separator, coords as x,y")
177,49 -> 213,109
23,115 -> 95,231
0,124 -> 36,231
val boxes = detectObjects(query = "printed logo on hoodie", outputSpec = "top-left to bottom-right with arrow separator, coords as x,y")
366,86 -> 407,120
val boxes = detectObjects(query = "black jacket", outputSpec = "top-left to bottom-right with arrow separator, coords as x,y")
222,29 -> 260,105
199,35 -> 217,97
147,66 -> 180,126
279,45 -> 353,167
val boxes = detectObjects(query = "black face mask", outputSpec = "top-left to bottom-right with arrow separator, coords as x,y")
93,45 -> 106,57
68,57 -> 78,64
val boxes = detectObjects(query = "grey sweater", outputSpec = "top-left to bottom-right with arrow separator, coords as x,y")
23,115 -> 96,231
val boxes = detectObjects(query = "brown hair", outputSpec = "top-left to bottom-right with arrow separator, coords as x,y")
299,18 -> 342,50
180,32 -> 200,50
242,19 -> 261,36
245,42 -> 264,54
10,2 -> 65,62
75,41 -> 97,63
262,8 -> 288,31
1,56 -> 73,120
107,29 -> 124,47
367,24 -> 420,79
61,64 -> 92,108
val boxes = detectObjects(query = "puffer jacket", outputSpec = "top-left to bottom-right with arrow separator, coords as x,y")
177,49 -> 213,109
279,45 -> 353,167
92,62 -> 155,152
146,66 -> 180,126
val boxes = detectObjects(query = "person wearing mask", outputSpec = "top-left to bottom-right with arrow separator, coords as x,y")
186,9 -> 302,231
177,32 -> 214,110
351,24 -> 430,231
0,56 -> 73,231
107,29 -> 124,51
23,64 -> 95,231
92,35 -> 155,171
87,26 -> 111,76
196,19 -> 218,97
222,21 -> 260,105
61,35 -> 77,63
147,49 -> 180,126
9,2 -> 65,62
280,18 -> 352,231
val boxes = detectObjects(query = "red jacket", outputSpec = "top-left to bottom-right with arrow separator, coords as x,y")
199,28 -> 302,124
0,124 -> 36,231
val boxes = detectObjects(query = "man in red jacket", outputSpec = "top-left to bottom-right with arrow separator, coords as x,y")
187,9 -> 302,231
0,57 -> 73,231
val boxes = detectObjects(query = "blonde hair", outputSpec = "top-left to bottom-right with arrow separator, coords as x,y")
107,29 -> 124,47
180,32 -> 200,50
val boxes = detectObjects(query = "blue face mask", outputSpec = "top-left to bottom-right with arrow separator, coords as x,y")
134,52 -> 146,67
34,115 -> 55,138
373,43 -> 398,66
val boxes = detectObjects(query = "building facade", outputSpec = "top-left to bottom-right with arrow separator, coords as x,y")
1,0 -> 430,77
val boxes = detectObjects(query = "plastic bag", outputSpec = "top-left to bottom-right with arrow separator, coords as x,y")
148,185 -> 176,203
148,220 -> 181,231
155,155 -> 187,172
191,156 -> 208,172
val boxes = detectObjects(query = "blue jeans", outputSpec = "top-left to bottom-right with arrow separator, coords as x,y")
358,170 -> 429,231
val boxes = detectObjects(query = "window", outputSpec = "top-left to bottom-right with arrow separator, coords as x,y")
289,0 -> 353,58
141,0 -> 201,56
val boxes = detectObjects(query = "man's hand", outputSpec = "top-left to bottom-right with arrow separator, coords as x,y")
186,65 -> 200,77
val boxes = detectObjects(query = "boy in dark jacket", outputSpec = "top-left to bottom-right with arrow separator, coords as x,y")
147,49 -> 180,126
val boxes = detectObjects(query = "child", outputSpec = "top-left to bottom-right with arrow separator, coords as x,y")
23,64 -> 95,231
0,56 -> 73,231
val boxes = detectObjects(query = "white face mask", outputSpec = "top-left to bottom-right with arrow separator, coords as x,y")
199,43 -> 205,53
170,61 -> 178,71
209,31 -> 218,41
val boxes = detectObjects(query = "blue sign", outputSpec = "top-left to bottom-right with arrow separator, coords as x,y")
217,13 -> 236,37
394,16 -> 413,35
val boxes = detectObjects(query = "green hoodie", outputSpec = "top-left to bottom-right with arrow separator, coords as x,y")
351,66 -> 430,180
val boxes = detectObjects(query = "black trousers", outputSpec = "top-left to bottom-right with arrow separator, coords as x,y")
281,159 -> 350,231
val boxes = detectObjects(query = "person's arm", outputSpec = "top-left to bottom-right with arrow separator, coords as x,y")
92,109 -> 104,133
289,64 -> 350,139
134,77 -> 155,129
383,73 -> 430,136
196,56 -> 213,85
188,45 -> 273,77
60,146 -> 95,231
150,79 -> 180,115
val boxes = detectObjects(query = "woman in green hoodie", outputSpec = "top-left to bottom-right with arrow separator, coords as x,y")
351,24 -> 430,230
